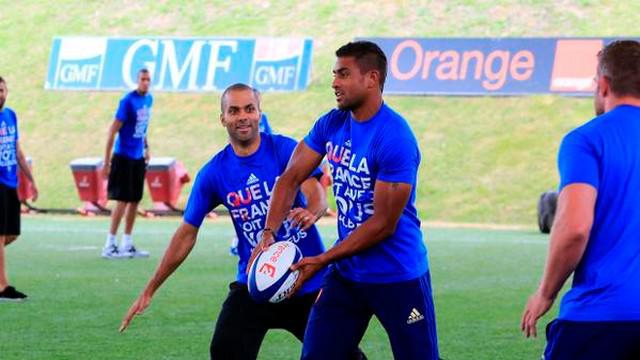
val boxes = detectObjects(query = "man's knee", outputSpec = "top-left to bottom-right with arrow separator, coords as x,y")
2,236 -> 18,246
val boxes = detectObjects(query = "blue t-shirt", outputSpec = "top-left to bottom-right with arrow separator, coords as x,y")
259,113 -> 273,134
304,103 -> 428,283
0,107 -> 19,189
113,91 -> 153,159
558,104 -> 640,321
184,133 -> 326,295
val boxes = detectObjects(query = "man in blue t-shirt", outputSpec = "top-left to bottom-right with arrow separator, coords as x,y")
253,41 -> 439,359
119,84 -> 365,359
0,76 -> 39,301
228,89 -> 273,256
101,69 -> 152,259
522,40 -> 640,359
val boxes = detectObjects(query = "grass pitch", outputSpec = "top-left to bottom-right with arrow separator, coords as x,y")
0,216 -> 558,359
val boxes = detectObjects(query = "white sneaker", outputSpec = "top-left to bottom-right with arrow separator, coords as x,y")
120,245 -> 150,258
101,244 -> 125,259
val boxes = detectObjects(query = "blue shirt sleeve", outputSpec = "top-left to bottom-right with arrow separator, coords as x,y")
376,131 -> 420,184
115,97 -> 129,123
260,113 -> 273,134
303,113 -> 330,156
558,130 -> 600,190
183,166 -> 222,228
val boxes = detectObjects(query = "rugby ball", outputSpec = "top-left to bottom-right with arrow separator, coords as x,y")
247,241 -> 302,303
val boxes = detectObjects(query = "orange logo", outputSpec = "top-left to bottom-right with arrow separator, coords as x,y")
259,263 -> 276,278
550,39 -> 603,92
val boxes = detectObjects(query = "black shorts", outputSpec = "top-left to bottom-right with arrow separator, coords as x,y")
209,282 -> 318,359
107,154 -> 146,203
0,182 -> 20,236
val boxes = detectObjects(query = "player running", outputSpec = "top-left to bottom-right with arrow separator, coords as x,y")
253,41 -> 439,359
120,83 -> 364,360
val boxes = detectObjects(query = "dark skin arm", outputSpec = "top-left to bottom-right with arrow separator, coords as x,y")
246,143 -> 328,271
521,184 -> 596,337
249,141 -> 413,296
287,177 -> 328,230
144,137 -> 150,163
103,120 -> 123,178
246,142 -> 323,271
289,180 -> 412,296
15,140 -> 38,201
120,222 -> 198,332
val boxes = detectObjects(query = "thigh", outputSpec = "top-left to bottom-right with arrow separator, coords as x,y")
210,282 -> 269,360
129,158 -> 146,202
369,272 -> 439,360
0,184 -> 20,236
301,270 -> 372,360
544,319 -> 640,360
107,155 -> 126,200
273,290 -> 318,342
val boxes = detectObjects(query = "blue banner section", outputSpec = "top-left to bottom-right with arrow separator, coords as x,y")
360,37 -> 629,96
45,37 -> 313,92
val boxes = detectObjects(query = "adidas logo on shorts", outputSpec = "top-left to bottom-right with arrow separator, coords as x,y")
246,173 -> 260,185
407,308 -> 425,324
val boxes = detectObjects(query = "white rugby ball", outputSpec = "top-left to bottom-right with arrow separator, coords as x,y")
248,241 -> 302,303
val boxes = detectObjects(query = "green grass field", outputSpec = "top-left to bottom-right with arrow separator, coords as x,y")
0,216 -> 559,359
1,1 -> 639,224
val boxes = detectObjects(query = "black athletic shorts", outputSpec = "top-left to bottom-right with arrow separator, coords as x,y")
0,182 -> 20,236
107,154 -> 146,203
209,282 -> 366,360
209,282 -> 318,359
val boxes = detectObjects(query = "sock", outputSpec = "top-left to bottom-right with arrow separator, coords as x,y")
121,234 -> 133,250
104,234 -> 117,249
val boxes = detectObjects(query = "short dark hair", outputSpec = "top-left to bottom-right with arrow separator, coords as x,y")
138,68 -> 150,75
220,83 -> 259,112
336,41 -> 387,91
597,40 -> 640,97
0,76 -> 5,85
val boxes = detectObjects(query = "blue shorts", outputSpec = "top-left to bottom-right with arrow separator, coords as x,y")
302,267 -> 439,360
544,319 -> 640,359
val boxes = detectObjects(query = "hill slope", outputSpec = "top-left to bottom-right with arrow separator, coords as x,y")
0,0 -> 635,223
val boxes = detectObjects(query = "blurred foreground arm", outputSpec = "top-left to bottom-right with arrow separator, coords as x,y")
521,184 -> 596,337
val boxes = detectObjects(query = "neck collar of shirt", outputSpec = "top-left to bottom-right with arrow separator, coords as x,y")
349,102 -> 386,126
229,135 -> 265,162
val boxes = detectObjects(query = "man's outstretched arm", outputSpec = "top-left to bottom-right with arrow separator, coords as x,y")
120,222 -> 199,332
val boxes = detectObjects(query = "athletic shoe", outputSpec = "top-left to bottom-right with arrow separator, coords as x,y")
101,244 -> 125,259
120,245 -> 150,258
0,286 -> 28,302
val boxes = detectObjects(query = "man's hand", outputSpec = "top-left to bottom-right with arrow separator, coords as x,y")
521,289 -> 555,338
102,162 -> 111,179
119,292 -> 153,333
288,255 -> 326,298
144,149 -> 150,164
246,229 -> 276,274
288,208 -> 317,231
31,183 -> 39,202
